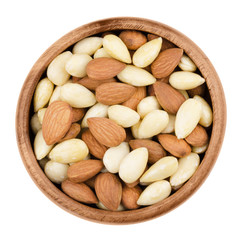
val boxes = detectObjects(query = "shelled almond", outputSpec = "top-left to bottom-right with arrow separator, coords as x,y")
31,29 -> 212,210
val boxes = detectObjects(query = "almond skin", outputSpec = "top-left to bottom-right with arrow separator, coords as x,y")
122,185 -> 142,209
42,101 -> 73,145
74,76 -> 116,90
67,160 -> 104,183
151,48 -> 183,78
81,129 -> 108,159
122,86 -> 146,110
95,172 -> 122,211
129,139 -> 166,164
157,134 -> 191,158
153,81 -> 185,114
72,108 -> 85,122
119,30 -> 147,50
61,180 -> 98,204
185,124 -> 208,147
96,82 -> 136,105
86,57 -> 126,80
59,123 -> 81,142
87,117 -> 126,147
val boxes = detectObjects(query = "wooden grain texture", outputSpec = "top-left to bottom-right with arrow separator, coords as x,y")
16,17 -> 226,225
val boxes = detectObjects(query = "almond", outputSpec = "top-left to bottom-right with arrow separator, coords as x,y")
84,175 -> 96,189
151,48 -> 183,78
129,139 -> 166,164
87,117 -> 126,147
61,180 -> 98,204
185,124 -> 208,147
72,108 -> 85,122
42,101 -> 73,145
59,123 -> 81,142
81,129 -> 108,159
95,172 -> 122,211
67,160 -> 103,183
188,84 -> 206,98
86,57 -> 126,80
121,185 -> 142,209
75,76 -> 116,90
96,82 -> 136,105
153,81 -> 185,114
157,134 -> 191,158
147,35 -> 176,50
119,30 -> 147,50
122,86 -> 146,110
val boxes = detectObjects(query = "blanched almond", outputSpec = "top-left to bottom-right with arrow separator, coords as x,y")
30,113 -> 41,135
170,153 -> 200,187
117,65 -> 156,86
119,147 -> 148,183
93,48 -> 112,58
133,37 -> 162,68
138,110 -> 169,138
175,99 -> 202,139
137,180 -> 171,205
108,105 -> 140,128
140,156 -> 178,183
137,96 -> 161,118
178,54 -> 197,72
131,120 -> 141,139
37,108 -> 47,124
169,71 -> 205,90
60,83 -> 96,108
49,138 -> 89,164
49,86 -> 61,104
192,143 -> 208,154
162,114 -> 176,134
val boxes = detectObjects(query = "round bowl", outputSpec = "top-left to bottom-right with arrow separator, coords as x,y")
16,17 -> 226,224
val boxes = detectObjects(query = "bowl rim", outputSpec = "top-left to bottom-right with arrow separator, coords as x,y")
16,17 -> 226,224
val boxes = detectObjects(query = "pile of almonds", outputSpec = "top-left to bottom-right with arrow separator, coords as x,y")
31,30 -> 213,211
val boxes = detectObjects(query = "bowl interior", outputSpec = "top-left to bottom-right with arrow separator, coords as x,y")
16,17 -> 226,224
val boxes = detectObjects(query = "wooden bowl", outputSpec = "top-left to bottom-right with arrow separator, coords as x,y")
16,17 -> 226,224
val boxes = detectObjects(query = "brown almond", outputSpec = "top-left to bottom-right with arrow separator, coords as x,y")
187,83 -> 206,98
86,57 -> 126,80
129,139 -> 166,164
153,81 -> 185,114
157,134 -> 191,158
84,175 -> 96,189
59,123 -> 81,142
151,48 -> 183,78
122,86 -> 146,110
96,82 -> 136,105
95,172 -> 122,211
75,76 -> 116,90
147,85 -> 155,96
61,180 -> 98,204
72,108 -> 85,122
185,124 -> 209,147
81,129 -> 108,159
119,30 -> 147,50
42,101 -> 73,145
87,117 -> 126,147
121,185 -> 142,210
67,160 -> 103,183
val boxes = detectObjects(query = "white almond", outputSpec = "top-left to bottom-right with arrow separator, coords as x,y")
140,156 -> 178,183
178,89 -> 189,100
119,147 -> 148,183
30,113 -> 42,135
72,37 -> 103,55
137,180 -> 171,205
193,95 -> 213,127
49,86 -> 62,104
169,71 -> 205,90
138,110 -> 169,138
33,78 -> 54,112
81,103 -> 109,128
103,142 -> 130,173
162,114 -> 176,134
49,138 -> 89,164
94,48 -> 112,59
44,160 -> 69,184
47,51 -> 72,86
65,53 -> 92,77
137,96 -> 161,119
175,99 -> 202,139
133,37 -> 162,68
60,83 -> 96,108
96,201 -> 125,211
103,34 -> 131,63
192,143 -> 208,154
37,108 -> 47,124
117,65 -> 156,86
170,153 -> 200,187
108,105 -> 140,128
178,54 -> 197,72
131,120 -> 141,139
34,129 -> 53,160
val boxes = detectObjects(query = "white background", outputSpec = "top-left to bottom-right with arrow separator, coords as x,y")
1,0 -> 239,239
